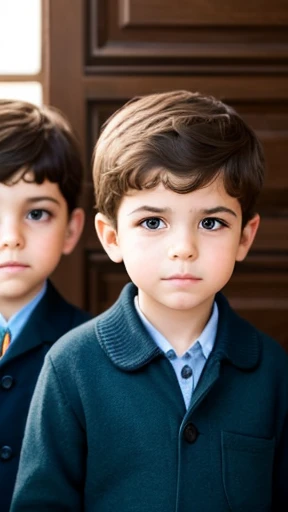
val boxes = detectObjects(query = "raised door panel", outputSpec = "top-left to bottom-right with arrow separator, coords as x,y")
85,0 -> 288,73
123,0 -> 288,25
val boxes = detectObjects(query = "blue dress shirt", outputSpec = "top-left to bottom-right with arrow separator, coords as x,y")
0,281 -> 47,347
134,296 -> 218,409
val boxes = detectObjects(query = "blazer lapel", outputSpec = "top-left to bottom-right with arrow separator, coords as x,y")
0,281 -> 73,365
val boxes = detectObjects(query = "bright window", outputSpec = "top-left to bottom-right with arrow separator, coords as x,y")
0,0 -> 42,105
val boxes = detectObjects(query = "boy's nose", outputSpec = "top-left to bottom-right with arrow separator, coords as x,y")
0,223 -> 24,250
168,234 -> 198,261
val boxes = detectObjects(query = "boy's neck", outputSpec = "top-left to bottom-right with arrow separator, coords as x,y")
0,282 -> 47,321
137,293 -> 215,357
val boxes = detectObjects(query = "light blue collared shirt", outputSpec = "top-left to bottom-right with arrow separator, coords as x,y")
134,297 -> 218,409
0,281 -> 47,345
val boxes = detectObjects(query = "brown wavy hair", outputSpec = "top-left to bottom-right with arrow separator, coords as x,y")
93,90 -> 265,227
0,99 -> 83,213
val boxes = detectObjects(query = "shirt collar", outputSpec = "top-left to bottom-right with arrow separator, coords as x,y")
134,295 -> 218,360
95,283 -> 261,372
0,281 -> 47,341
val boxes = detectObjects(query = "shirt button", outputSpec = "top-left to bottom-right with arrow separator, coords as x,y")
1,375 -> 14,390
166,349 -> 176,360
181,365 -> 193,379
0,446 -> 13,461
183,423 -> 198,444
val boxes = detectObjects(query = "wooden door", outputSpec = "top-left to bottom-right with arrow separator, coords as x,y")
45,0 -> 288,350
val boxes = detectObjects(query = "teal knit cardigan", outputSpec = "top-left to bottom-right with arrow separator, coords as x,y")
11,283 -> 288,511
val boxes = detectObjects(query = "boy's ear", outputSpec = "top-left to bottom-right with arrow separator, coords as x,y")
236,214 -> 260,262
95,213 -> 123,263
62,208 -> 85,255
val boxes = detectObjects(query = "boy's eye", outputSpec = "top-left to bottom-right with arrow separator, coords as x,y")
200,217 -> 226,230
141,217 -> 165,230
27,209 -> 50,221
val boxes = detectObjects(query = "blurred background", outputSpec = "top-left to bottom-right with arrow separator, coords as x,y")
0,0 -> 287,348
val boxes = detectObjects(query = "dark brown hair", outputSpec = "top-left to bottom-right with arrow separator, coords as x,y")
93,90 -> 265,227
0,99 -> 84,213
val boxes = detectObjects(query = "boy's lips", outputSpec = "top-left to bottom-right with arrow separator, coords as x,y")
163,274 -> 202,281
0,261 -> 29,272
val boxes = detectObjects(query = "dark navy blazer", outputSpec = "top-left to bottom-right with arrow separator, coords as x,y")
0,280 -> 91,512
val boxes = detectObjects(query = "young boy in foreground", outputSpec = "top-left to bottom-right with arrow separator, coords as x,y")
0,100 -> 91,511
11,91 -> 288,511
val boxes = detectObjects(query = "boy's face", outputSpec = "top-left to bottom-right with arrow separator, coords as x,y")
96,174 -> 259,322
0,172 -> 84,318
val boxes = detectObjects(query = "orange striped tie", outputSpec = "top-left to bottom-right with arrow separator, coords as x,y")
0,328 -> 11,357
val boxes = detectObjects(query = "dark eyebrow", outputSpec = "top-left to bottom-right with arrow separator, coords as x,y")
201,207 -> 237,218
128,206 -> 172,215
26,196 -> 61,206
129,205 -> 237,217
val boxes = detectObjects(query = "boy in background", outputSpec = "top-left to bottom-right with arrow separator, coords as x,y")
0,99 -> 91,511
11,91 -> 288,511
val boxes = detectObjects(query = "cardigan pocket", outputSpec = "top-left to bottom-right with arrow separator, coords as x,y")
221,430 -> 275,512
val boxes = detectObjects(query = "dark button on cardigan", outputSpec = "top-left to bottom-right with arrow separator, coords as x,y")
183,423 -> 198,443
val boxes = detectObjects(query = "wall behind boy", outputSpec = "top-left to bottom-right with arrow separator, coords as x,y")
44,0 -> 288,349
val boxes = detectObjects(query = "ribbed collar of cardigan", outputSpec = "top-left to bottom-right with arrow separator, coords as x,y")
95,283 -> 261,373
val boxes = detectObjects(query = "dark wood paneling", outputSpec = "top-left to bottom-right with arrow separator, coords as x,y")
85,252 -> 129,314
46,0 -> 86,308
122,0 -> 288,25
85,0 -> 288,73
